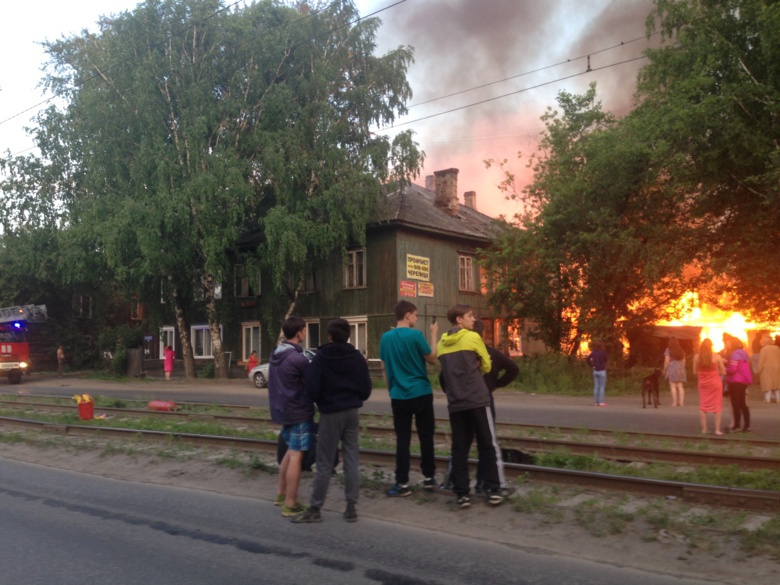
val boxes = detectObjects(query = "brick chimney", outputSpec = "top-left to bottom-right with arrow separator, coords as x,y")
434,168 -> 459,216
464,191 -> 477,211
425,175 -> 435,191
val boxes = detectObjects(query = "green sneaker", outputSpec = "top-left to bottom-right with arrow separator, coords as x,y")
281,502 -> 306,517
291,507 -> 323,523
274,493 -> 285,506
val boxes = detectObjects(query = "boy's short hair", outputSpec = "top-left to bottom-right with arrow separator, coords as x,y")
446,304 -> 472,325
394,300 -> 417,322
282,316 -> 307,340
327,318 -> 351,343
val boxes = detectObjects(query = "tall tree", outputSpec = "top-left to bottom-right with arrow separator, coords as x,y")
636,0 -> 780,320
22,0 -> 421,377
483,85 -> 695,355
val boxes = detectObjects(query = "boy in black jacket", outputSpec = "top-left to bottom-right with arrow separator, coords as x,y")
292,319 -> 372,523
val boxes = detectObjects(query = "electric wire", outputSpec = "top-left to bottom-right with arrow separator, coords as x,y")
409,31 -> 659,109
392,55 -> 648,128
2,0 -> 408,158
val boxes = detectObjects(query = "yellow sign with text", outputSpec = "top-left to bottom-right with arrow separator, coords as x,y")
406,254 -> 430,281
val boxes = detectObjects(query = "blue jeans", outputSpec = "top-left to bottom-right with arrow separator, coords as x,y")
593,370 -> 606,404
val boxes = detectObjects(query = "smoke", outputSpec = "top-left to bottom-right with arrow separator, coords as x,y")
371,0 -> 658,217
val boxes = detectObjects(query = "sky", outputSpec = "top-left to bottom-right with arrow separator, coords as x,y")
0,0 -> 658,218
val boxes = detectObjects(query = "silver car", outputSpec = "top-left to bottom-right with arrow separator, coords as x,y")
248,348 -> 317,388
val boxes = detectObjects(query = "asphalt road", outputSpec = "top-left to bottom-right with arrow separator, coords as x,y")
9,374 -> 780,441
0,458 -> 717,585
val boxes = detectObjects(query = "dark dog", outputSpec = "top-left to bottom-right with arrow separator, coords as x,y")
642,368 -> 661,408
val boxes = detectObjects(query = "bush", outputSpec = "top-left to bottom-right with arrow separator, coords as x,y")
199,362 -> 215,379
111,347 -> 128,374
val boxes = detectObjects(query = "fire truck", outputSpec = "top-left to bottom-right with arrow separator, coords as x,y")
0,305 -> 47,384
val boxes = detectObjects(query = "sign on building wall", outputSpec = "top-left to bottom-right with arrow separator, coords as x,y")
418,282 -> 434,297
406,254 -> 430,281
399,280 -> 416,297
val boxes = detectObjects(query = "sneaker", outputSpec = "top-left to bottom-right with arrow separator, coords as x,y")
344,502 -> 357,523
598,403 -> 608,407
422,477 -> 437,490
486,492 -> 504,506
386,483 -> 412,497
291,507 -> 322,523
281,502 -> 306,517
274,493 -> 285,506
457,496 -> 471,509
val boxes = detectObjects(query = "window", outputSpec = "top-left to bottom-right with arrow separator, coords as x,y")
194,277 -> 223,301
190,325 -> 223,359
73,294 -> 92,319
242,322 -> 261,361
303,270 -> 319,293
344,249 -> 366,289
305,320 -> 320,349
344,317 -> 368,356
459,255 -> 475,291
235,264 -> 260,297
130,296 -> 145,321
159,326 -> 176,358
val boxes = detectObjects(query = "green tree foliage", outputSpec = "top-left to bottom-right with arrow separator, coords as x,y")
636,0 -> 780,320
484,86 -> 694,355
484,0 -> 779,354
4,0 -> 421,376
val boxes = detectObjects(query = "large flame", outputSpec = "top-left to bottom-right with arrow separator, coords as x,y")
657,292 -> 779,351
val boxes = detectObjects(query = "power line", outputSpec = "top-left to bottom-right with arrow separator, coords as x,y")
409,31 -> 659,109
3,0 -> 408,157
392,55 -> 648,128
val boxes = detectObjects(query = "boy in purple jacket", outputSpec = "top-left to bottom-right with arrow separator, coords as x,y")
268,316 -> 314,518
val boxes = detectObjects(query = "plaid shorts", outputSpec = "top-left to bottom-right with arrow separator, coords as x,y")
281,420 -> 314,452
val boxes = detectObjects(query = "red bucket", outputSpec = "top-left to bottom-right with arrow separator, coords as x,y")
78,401 -> 94,420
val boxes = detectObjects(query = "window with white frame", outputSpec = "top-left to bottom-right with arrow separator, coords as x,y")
344,249 -> 366,289
190,325 -> 223,358
235,264 -> 261,297
459,255 -> 475,291
242,322 -> 261,361
305,320 -> 320,349
159,326 -> 176,358
344,317 -> 368,355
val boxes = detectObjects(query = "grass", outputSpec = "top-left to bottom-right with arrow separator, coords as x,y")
575,499 -> 635,537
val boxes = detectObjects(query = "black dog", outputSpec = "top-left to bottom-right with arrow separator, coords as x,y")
642,368 -> 661,409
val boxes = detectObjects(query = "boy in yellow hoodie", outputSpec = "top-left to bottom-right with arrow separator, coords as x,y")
437,304 -> 506,508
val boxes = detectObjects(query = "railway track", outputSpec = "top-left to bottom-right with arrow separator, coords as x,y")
1,412 -> 778,512
2,398 -> 779,471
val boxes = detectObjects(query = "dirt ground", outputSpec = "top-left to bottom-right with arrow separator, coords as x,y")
2,435 -> 778,585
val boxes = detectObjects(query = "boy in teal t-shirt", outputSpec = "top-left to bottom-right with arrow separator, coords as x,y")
380,300 -> 439,496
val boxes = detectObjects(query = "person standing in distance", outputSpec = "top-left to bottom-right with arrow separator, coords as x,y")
380,300 -> 439,496
437,304 -> 505,509
268,316 -> 314,518
293,319 -> 372,523
57,345 -> 65,377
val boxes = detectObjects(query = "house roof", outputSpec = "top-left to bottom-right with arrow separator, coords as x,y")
373,182 -> 497,243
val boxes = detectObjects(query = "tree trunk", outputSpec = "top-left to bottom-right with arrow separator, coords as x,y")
203,273 -> 228,379
172,287 -> 197,379
276,281 -> 302,345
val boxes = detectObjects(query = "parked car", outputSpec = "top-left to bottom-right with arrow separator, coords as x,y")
248,348 -> 317,388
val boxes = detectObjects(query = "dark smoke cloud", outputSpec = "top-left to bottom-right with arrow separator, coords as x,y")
369,0 -> 658,217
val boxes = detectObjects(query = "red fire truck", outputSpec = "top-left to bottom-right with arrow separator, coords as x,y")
0,305 -> 47,384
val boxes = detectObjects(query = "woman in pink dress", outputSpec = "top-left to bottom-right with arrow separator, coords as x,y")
693,338 -> 726,435
163,345 -> 175,381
